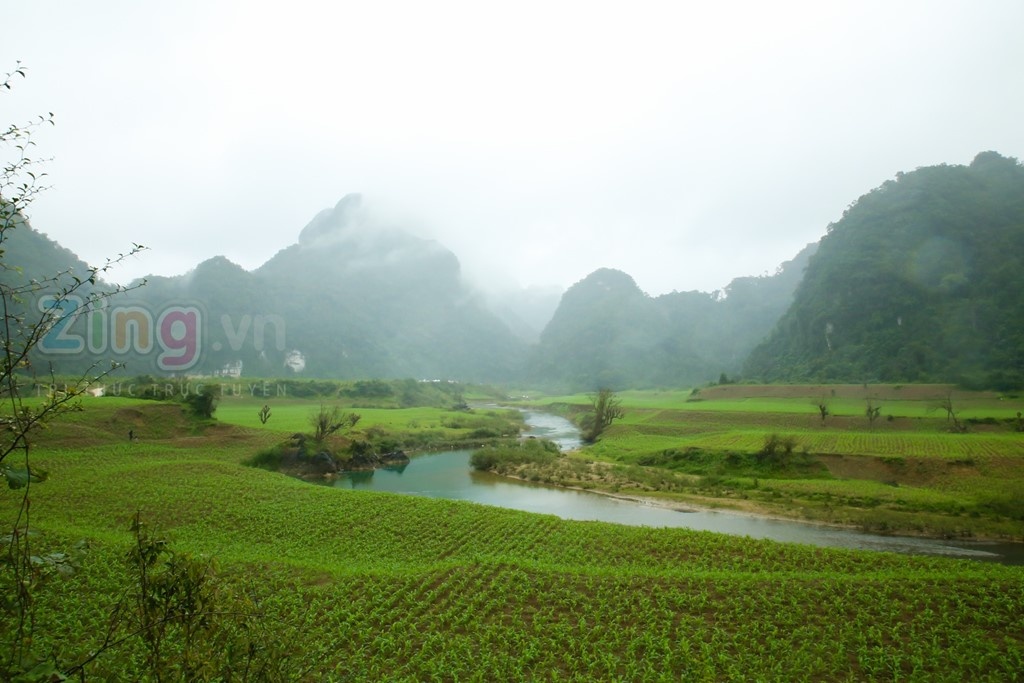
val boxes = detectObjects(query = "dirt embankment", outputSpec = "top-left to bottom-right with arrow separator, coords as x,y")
696,383 -> 1001,401
817,453 -> 981,487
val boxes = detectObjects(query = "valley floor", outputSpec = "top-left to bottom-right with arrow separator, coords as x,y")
2,389 -> 1022,680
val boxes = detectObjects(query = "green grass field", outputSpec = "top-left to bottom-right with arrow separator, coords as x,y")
217,400 -> 472,434
535,383 -> 1022,418
2,390 -> 1023,680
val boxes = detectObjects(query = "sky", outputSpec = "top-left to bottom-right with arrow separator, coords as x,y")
3,0 -> 1023,297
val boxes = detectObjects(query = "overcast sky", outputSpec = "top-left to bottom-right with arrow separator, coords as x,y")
4,0 -> 1023,296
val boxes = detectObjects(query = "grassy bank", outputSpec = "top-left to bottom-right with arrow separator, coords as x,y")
517,384 -> 1024,540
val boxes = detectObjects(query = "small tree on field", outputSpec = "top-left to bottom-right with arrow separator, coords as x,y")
936,392 -> 966,433
865,399 -> 882,428
309,405 -> 361,449
258,404 -> 271,424
815,398 -> 830,426
580,388 -> 625,443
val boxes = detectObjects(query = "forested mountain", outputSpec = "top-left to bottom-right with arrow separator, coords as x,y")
0,208 -> 110,375
130,194 -> 528,381
0,215 -> 93,288
4,193 -> 812,387
530,244 -> 815,390
13,152 -> 1023,390
745,152 -> 1024,389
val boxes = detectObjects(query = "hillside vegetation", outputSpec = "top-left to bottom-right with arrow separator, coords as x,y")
746,152 -> 1024,388
531,245 -> 814,390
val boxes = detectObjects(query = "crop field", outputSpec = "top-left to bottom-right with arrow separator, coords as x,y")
3,393 -> 1023,680
536,383 -> 1022,419
582,408 -> 1024,462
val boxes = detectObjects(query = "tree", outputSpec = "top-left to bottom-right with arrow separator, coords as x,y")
1,64 -> 307,681
936,392 -> 967,433
258,404 -> 272,424
865,399 -> 882,428
309,404 -> 360,448
1,63 -> 145,678
183,385 -> 219,418
815,398 -> 830,426
580,388 -> 625,443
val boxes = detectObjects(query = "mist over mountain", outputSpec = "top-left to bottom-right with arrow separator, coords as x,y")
11,152 -> 1024,390
745,152 -> 1024,389
530,245 -> 815,391
481,285 -> 564,344
105,194 -> 527,381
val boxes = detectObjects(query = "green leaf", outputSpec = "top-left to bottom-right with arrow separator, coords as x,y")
1,465 -> 48,489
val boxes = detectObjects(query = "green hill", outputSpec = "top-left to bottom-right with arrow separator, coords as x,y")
13,152 -> 1024,391
531,245 -> 814,390
33,194 -> 528,381
745,152 -> 1024,388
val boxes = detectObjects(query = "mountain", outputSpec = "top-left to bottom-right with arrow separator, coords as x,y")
531,269 -> 665,389
152,194 -> 529,380
531,246 -> 814,391
744,152 -> 1024,389
0,207 -> 115,375
19,151 -> 1021,391
0,214 -> 93,288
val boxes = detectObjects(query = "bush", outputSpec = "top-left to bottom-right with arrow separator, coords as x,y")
244,444 -> 285,470
470,439 -> 559,471
183,385 -> 219,418
759,433 -> 798,462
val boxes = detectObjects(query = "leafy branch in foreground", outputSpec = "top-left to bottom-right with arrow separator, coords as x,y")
1,62 -> 147,678
56,513 -> 310,681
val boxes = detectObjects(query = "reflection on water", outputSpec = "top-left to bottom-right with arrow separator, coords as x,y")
331,411 -> 1024,565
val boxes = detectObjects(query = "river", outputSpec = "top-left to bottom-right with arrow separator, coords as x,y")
332,409 -> 1024,564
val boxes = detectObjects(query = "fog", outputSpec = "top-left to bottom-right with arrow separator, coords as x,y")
3,1 -> 1023,295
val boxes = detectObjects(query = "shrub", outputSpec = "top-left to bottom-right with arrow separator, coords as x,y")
183,385 -> 219,418
470,439 -> 559,471
759,433 -> 798,462
244,444 -> 285,470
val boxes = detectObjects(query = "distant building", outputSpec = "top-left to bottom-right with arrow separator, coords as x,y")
215,360 -> 243,378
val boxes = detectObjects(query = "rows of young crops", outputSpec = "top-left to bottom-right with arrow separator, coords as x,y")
21,529 -> 1024,680
603,420 -> 1024,461
300,566 -> 1023,681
